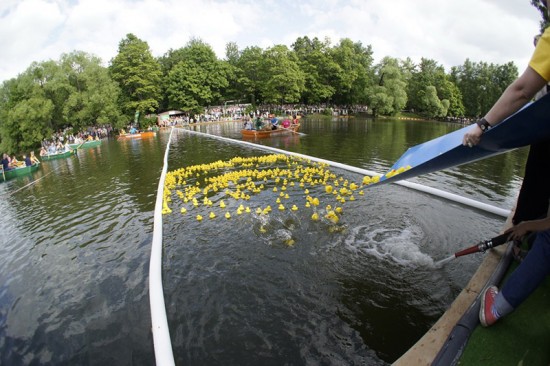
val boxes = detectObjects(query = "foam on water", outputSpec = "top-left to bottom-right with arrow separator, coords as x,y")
344,223 -> 435,267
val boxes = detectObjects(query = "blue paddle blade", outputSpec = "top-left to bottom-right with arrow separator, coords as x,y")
370,93 -> 550,187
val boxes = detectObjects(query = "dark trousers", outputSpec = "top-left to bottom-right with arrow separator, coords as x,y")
512,141 -> 550,225
502,229 -> 550,308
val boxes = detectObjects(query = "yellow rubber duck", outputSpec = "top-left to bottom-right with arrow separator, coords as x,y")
196,215 -> 203,221
209,212 -> 216,219
324,211 -> 339,224
225,212 -> 231,219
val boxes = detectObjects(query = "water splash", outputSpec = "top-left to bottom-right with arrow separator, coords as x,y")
433,255 -> 456,268
344,224 -> 435,267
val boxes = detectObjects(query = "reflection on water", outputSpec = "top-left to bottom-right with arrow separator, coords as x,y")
0,117 -> 527,365
0,139 -> 160,365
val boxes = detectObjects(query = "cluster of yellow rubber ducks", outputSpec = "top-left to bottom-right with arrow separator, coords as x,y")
162,154 -> 379,226
384,165 -> 412,179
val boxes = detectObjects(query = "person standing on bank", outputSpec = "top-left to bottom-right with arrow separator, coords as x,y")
462,0 -> 550,327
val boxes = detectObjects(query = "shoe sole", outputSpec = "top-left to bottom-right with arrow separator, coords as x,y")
479,287 -> 491,327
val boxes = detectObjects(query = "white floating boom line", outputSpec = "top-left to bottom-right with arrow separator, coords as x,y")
150,127 -> 510,365
150,127 -> 176,366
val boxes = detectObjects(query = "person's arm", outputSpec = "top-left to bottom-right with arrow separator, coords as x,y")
486,67 -> 547,123
463,66 -> 548,147
505,216 -> 550,240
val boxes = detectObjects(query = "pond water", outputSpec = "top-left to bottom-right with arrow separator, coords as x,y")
0,116 -> 527,365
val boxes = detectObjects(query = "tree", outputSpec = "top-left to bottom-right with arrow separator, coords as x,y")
110,34 -> 162,121
531,0 -> 550,33
292,36 -> 337,104
0,51 -> 125,153
439,79 -> 465,117
60,51 -> 124,129
367,57 -> 407,117
329,38 -> 374,105
236,46 -> 265,105
163,39 -> 229,113
260,45 -> 305,104
0,75 -> 55,153
406,58 -> 462,118
222,42 -> 242,102
450,59 -> 517,117
418,85 -> 446,118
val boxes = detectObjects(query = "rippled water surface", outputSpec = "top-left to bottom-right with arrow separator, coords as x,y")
0,117 -> 528,365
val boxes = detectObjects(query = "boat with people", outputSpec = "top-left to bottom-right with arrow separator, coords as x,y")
1,162 -> 40,181
117,131 -> 157,140
68,139 -> 101,150
40,149 -> 75,161
241,124 -> 300,139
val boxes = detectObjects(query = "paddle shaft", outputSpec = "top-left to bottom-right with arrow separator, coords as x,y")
454,232 -> 510,258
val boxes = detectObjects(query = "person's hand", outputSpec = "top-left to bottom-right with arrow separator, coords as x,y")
462,124 -> 483,147
505,222 -> 532,241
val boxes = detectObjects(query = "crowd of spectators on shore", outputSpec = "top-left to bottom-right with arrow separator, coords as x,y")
159,103 -> 371,126
158,103 -> 476,128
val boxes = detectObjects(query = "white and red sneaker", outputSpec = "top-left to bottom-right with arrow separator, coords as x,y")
480,286 -> 501,327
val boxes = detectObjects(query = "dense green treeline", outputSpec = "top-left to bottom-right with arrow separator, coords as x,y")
0,31 -> 534,154
3,0 -> 548,154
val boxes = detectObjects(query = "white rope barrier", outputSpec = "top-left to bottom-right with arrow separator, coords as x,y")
176,127 -> 511,218
149,127 -> 176,366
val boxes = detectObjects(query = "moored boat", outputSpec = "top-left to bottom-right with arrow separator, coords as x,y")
41,150 -> 74,161
68,139 -> 101,150
1,163 -> 40,181
241,124 -> 300,139
117,131 -> 157,140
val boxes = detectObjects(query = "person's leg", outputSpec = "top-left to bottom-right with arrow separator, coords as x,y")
481,229 -> 550,326
500,229 -> 550,308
